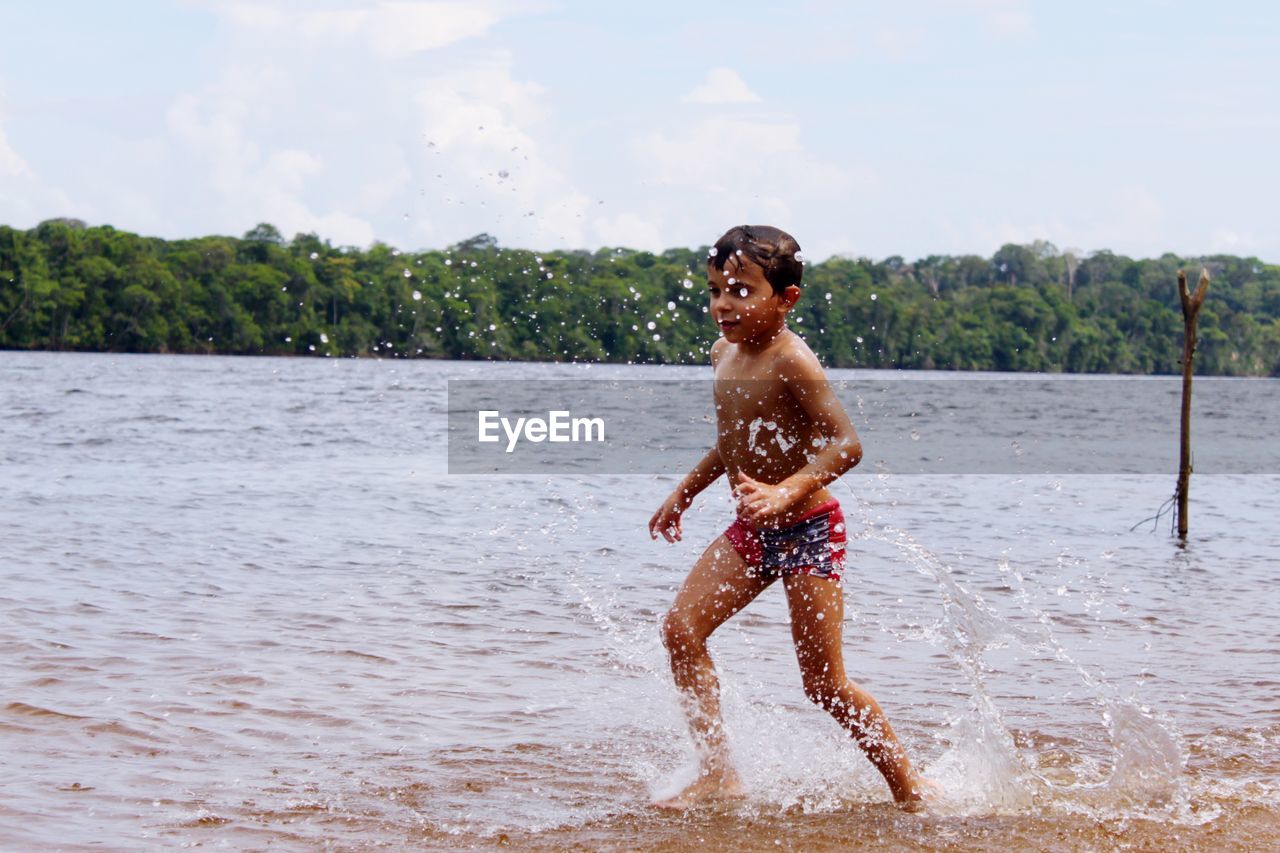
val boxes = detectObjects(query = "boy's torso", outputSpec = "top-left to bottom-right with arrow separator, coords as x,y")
712,331 -> 835,525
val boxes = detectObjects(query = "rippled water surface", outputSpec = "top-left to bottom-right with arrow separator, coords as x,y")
2,352 -> 1277,850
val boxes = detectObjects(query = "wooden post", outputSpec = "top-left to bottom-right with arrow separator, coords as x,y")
1175,268 -> 1210,540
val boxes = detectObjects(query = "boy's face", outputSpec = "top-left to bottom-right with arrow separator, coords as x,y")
707,255 -> 799,345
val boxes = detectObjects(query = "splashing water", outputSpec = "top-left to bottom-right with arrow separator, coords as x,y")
850,494 -> 1186,818
555,474 -> 1196,831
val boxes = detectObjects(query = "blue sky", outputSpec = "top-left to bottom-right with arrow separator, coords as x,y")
1,1 -> 1276,261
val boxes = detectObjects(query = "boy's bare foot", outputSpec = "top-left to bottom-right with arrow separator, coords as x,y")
653,768 -> 747,810
896,775 -> 942,811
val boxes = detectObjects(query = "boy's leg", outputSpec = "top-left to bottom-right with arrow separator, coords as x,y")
782,573 -> 922,803
660,534 -> 774,799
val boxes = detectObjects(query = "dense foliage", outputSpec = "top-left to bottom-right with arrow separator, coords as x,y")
2,220 -> 1278,375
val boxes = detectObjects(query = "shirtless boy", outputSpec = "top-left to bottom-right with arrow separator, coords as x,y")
648,225 -> 927,808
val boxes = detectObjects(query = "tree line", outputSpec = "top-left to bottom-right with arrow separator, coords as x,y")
2,219 -> 1277,375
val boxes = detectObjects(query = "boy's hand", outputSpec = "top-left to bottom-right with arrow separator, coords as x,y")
735,472 -> 800,525
649,491 -> 690,543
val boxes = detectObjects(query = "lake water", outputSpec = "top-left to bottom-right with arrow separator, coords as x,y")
2,351 -> 1277,850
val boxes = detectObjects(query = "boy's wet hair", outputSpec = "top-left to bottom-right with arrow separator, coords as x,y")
709,225 -> 803,294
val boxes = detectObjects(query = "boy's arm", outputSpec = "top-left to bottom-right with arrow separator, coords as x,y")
680,335 -> 731,498
674,446 -> 726,502
736,347 -> 861,524
649,443 -> 725,543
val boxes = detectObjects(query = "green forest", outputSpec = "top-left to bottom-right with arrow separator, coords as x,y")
2,219 -> 1278,375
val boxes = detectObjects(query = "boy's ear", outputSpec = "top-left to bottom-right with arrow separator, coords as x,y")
780,285 -> 801,310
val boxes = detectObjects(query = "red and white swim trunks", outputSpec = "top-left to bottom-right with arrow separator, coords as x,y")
724,498 -> 848,582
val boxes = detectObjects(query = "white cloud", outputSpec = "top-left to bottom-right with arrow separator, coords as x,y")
870,26 -> 928,60
212,1 -> 498,57
296,8 -> 368,39
180,0 -> 591,249
0,127 -> 30,179
262,148 -> 324,189
222,3 -> 290,31
964,218 -> 1062,252
681,68 -> 761,105
148,1 -> 524,246
946,186 -> 1169,256
592,212 -> 665,253
961,0 -> 1035,40
0,93 -> 84,226
18,2 -> 1269,260
1209,227 -> 1259,254
619,116 -> 877,259
411,61 -> 594,247
362,3 -> 498,57
637,117 -> 863,197
166,71 -> 379,245
354,154 -> 413,209
0,92 -> 31,179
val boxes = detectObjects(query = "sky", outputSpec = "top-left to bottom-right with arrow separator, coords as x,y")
1,0 -> 1277,262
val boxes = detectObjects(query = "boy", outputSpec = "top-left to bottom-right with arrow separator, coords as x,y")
648,225 -> 928,808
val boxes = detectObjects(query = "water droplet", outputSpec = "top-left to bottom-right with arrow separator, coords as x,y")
412,290 -> 422,301
682,278 -> 693,288
738,288 -> 748,298
870,293 -> 878,301
646,321 -> 656,330
825,292 -> 833,301
667,301 -> 676,310
856,336 -> 864,344
708,247 -> 718,257
309,252 -> 319,260
727,277 -> 736,285
284,336 -> 292,342
652,333 -> 661,341
308,344 -> 316,351
319,333 -> 329,344
444,259 -> 452,266
488,323 -> 497,331
795,251 -> 806,263
403,269 -> 412,277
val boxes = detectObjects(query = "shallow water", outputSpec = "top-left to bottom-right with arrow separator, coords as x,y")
1,352 -> 1277,849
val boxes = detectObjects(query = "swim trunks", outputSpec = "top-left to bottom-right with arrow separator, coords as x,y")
724,498 -> 847,581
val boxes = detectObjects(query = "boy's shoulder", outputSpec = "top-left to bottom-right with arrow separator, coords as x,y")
772,330 -> 827,382
710,331 -> 827,383
710,336 -> 730,366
